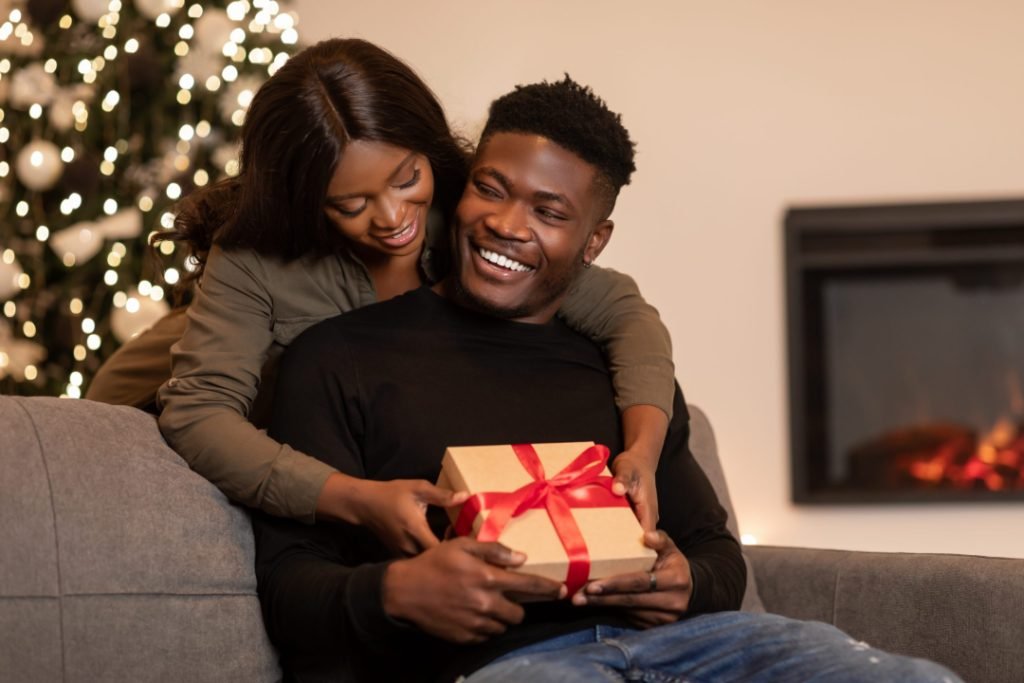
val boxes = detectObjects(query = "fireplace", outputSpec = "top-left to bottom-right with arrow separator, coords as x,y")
785,198 -> 1024,503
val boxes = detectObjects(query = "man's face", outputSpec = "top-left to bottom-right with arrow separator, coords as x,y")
451,132 -> 613,324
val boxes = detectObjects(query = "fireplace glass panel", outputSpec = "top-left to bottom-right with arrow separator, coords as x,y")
786,199 -> 1024,503
819,268 -> 1024,494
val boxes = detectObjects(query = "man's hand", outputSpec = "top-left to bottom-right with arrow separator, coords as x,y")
317,474 -> 468,556
382,538 -> 567,644
571,531 -> 691,628
611,451 -> 658,531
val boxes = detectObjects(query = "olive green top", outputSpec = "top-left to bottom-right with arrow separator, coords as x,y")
156,232 -> 673,523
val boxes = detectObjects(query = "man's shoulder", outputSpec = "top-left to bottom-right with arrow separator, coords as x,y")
287,287 -> 437,353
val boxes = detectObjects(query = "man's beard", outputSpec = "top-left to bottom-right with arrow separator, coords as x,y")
452,242 -> 588,321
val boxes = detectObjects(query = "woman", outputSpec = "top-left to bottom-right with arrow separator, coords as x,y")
87,38 -> 675,554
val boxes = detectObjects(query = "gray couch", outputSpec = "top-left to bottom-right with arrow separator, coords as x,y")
1,396 -> 1020,682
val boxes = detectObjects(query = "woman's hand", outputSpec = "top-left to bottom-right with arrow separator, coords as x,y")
317,473 -> 468,556
615,404 -> 669,531
611,451 -> 659,531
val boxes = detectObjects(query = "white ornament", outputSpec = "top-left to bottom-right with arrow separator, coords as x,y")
0,256 -> 23,300
49,94 -> 75,132
193,8 -> 235,55
15,139 -> 63,191
212,143 -> 239,171
96,208 -> 143,240
110,289 -> 170,343
70,0 -> 111,23
175,47 -> 223,83
0,336 -> 47,382
50,222 -> 103,264
219,75 -> 262,120
48,84 -> 95,132
10,62 -> 57,108
133,0 -> 181,20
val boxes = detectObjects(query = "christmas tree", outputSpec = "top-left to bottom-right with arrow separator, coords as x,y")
0,0 -> 299,398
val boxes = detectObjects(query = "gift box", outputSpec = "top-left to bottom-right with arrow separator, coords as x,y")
437,441 -> 656,594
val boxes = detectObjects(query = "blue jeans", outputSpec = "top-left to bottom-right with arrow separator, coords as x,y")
464,612 -> 962,683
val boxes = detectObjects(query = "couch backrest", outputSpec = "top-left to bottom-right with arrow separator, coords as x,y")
687,404 -> 764,612
0,396 -> 280,682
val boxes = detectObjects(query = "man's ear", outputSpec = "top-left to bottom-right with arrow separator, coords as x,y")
583,220 -> 614,265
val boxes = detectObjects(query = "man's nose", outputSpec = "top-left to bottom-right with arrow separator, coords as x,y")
485,202 -> 530,241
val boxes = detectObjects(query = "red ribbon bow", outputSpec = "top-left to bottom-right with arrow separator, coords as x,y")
454,443 -> 628,596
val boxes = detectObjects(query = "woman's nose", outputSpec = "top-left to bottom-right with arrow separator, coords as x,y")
374,193 -> 406,229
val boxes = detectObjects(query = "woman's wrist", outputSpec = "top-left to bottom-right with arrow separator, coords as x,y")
315,471 -> 368,524
621,404 -> 669,464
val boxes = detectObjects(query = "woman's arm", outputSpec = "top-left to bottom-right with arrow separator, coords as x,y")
157,246 -> 336,522
557,264 -> 675,529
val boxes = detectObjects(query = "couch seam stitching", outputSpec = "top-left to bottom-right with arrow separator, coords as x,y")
12,399 -> 66,682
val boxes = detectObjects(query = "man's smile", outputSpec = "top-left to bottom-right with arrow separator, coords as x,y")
475,246 -> 536,273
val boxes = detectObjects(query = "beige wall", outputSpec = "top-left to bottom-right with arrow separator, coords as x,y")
293,0 -> 1024,558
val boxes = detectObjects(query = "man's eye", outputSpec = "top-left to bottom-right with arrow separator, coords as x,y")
475,181 -> 501,198
396,168 -> 421,190
537,208 -> 565,221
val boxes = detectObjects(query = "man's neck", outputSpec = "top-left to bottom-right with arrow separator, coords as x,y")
433,277 -> 564,325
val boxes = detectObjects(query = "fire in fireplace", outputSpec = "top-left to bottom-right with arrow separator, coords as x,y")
785,198 -> 1024,503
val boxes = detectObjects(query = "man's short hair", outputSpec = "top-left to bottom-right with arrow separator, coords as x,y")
480,75 -> 637,218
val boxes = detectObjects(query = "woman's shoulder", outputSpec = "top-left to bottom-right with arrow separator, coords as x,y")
207,244 -> 346,289
205,244 -> 368,318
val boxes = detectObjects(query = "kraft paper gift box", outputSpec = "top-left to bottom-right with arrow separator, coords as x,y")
437,441 -> 656,591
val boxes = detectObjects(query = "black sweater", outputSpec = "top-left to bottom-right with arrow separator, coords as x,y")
254,287 -> 745,682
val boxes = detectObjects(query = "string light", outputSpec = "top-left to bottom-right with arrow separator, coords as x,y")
3,0 -> 299,397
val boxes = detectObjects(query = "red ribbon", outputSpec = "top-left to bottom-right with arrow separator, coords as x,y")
453,443 -> 628,596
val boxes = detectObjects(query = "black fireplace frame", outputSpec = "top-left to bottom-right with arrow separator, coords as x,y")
786,197 -> 1024,504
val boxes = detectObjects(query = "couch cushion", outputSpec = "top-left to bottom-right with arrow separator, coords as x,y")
687,404 -> 765,612
0,396 -> 280,682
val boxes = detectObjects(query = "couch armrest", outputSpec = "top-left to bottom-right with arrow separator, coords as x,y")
746,545 -> 1024,683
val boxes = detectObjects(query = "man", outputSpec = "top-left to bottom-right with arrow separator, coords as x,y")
255,78 -> 960,683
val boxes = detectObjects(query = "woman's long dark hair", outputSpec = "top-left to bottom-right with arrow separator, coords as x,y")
160,38 -> 471,286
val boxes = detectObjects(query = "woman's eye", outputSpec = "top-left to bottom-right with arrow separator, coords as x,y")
396,168 -> 421,190
334,200 -> 367,217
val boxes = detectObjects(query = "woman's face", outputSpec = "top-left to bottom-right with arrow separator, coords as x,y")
324,140 -> 434,260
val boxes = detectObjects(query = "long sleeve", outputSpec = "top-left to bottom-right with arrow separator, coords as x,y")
656,386 -> 746,614
558,265 -> 675,418
156,245 -> 337,522
254,321 -> 413,669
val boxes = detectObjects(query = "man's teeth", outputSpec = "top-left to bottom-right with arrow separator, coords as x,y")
478,247 -> 533,273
